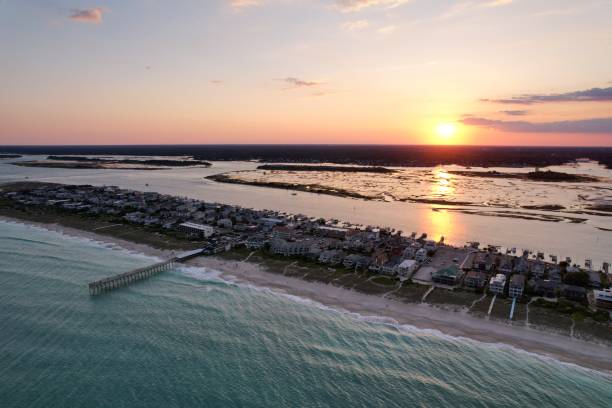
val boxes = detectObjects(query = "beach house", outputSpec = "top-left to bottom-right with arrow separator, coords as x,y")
415,248 -> 428,263
508,275 -> 525,298
397,259 -> 418,279
561,285 -> 587,302
464,271 -> 487,290
245,235 -> 267,250
272,226 -> 294,240
594,288 -> 612,309
343,254 -> 371,270
318,250 -> 345,265
489,274 -> 506,295
533,279 -> 559,298
588,271 -> 602,288
381,259 -> 401,276
431,265 -> 463,286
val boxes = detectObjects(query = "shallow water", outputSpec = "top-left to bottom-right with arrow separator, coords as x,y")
1,220 -> 611,407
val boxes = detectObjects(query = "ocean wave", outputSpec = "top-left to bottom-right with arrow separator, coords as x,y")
174,264 -> 237,285
0,235 -> 62,247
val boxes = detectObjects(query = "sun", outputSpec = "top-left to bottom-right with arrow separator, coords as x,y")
435,123 -> 457,140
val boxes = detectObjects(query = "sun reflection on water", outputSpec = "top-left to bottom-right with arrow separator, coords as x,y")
431,168 -> 455,198
426,169 -> 461,242
427,207 -> 454,243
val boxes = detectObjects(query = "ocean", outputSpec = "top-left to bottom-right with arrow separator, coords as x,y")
1,220 -> 611,407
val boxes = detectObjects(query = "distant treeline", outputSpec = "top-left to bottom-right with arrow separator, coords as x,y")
448,170 -> 599,182
256,164 -> 395,173
47,156 -> 211,167
0,145 -> 610,168
0,154 -> 22,159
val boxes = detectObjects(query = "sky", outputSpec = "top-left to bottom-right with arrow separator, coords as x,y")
0,0 -> 611,146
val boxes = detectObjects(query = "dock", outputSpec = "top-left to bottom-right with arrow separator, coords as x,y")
88,248 -> 205,296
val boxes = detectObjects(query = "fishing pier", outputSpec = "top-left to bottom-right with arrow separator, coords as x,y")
88,249 -> 203,296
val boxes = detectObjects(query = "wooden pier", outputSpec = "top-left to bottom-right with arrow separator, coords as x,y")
88,259 -> 178,296
87,248 -> 206,296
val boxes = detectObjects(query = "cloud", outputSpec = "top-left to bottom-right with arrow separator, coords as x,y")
500,110 -> 529,116
210,80 -> 224,85
377,25 -> 396,35
482,0 -> 512,7
229,0 -> 261,10
461,117 -> 612,134
334,0 -> 411,13
341,19 -> 370,31
310,91 -> 334,97
438,0 -> 513,20
483,86 -> 612,105
68,7 -> 106,23
532,8 -> 578,17
282,77 -> 322,88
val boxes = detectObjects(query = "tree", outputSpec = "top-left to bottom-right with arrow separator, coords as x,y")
563,271 -> 589,287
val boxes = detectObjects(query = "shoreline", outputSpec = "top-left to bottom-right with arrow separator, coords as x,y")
2,215 -> 612,374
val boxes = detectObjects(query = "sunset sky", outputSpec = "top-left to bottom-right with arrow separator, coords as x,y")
1,0 -> 611,145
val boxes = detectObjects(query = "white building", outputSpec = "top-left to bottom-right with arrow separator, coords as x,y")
245,235 -> 266,250
397,259 -> 418,278
381,259 -> 401,276
489,274 -> 506,295
595,288 -> 612,309
270,238 -> 311,257
178,222 -> 214,238
415,248 -> 428,262
423,240 -> 437,253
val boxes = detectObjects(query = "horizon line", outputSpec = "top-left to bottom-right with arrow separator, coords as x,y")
2,143 -> 612,149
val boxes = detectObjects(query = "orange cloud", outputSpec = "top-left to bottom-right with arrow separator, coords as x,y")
230,0 -> 261,10
69,8 -> 106,24
335,0 -> 411,13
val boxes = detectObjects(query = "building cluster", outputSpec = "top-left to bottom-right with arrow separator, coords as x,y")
459,246 -> 610,306
4,184 -> 611,310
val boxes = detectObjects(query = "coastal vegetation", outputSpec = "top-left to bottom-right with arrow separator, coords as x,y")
0,154 -> 22,158
448,170 -> 599,182
13,156 -> 212,170
532,298 -> 610,324
46,156 -> 212,167
521,204 -> 566,210
208,173 -> 476,204
205,174 -> 372,199
256,164 -> 396,173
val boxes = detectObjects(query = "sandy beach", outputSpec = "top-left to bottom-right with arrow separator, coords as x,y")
2,216 -> 612,374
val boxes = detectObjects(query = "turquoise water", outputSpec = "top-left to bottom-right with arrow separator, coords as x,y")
1,221 -> 611,407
